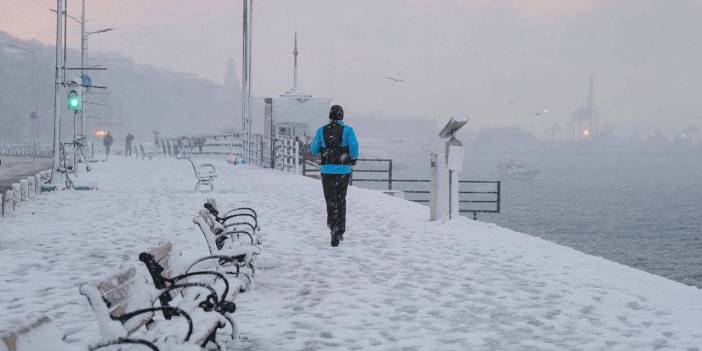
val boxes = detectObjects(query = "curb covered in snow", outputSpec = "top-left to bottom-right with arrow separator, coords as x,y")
0,170 -> 50,218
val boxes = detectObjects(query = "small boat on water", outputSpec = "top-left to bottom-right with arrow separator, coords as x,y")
498,160 -> 539,180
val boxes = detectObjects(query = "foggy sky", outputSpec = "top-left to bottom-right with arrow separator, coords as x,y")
2,0 -> 701,136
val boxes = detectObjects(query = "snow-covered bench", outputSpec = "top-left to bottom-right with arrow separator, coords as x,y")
138,144 -> 154,160
79,266 -> 227,351
194,207 -> 263,253
187,159 -> 216,192
0,316 -> 75,351
139,242 -> 256,312
202,199 -> 260,240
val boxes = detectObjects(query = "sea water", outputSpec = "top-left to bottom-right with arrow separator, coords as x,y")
362,138 -> 702,288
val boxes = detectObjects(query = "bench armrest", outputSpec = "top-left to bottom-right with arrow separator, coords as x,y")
198,163 -> 216,174
90,338 -> 160,351
220,213 -> 258,230
223,207 -> 257,218
223,221 -> 256,234
117,307 -> 193,343
185,255 -> 243,276
216,231 -> 255,248
170,271 -> 230,308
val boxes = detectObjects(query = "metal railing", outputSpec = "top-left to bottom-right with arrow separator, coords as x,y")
302,154 -> 501,220
458,180 -> 501,219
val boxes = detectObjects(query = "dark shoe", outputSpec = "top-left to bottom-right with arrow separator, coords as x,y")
331,231 -> 339,247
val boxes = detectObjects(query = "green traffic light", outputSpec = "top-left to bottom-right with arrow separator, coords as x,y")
67,90 -> 81,110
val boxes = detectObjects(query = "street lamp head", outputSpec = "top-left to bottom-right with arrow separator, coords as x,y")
86,28 -> 114,36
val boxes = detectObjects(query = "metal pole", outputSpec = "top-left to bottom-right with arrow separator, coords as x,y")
72,110 -> 77,170
247,0 -> 254,164
51,0 -> 64,183
241,0 -> 249,164
80,0 -> 86,144
388,160 -> 393,190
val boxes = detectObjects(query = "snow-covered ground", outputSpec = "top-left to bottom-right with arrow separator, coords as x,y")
1,158 -> 702,350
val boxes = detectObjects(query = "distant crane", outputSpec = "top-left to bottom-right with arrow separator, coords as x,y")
571,76 -> 598,140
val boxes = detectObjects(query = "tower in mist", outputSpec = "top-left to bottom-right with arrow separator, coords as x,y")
571,76 -> 599,141
264,32 -> 331,139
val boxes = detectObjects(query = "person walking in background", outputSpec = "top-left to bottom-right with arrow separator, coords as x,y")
103,131 -> 114,159
310,105 -> 359,247
125,133 -> 134,157
153,130 -> 160,155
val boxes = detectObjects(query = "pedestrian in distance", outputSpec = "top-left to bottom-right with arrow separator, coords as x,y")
103,131 -> 114,159
125,133 -> 134,157
310,105 -> 359,247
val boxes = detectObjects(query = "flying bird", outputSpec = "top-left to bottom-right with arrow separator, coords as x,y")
386,77 -> 406,83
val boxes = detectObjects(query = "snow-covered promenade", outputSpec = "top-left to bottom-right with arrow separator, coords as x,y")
1,158 -> 702,350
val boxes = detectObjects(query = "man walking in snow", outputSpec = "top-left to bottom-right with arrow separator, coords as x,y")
310,105 -> 359,247
103,131 -> 114,159
125,133 -> 134,157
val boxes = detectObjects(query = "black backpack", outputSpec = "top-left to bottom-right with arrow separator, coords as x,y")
320,122 -> 351,165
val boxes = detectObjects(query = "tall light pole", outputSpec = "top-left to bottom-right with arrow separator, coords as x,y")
51,5 -> 112,148
81,0 -> 87,146
241,0 -> 254,164
51,0 -> 64,183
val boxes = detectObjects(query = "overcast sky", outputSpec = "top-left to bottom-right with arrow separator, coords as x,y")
2,0 -> 701,135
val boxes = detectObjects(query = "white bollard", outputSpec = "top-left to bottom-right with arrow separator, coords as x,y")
34,174 -> 42,195
20,179 -> 29,201
27,176 -> 39,199
11,183 -> 22,205
3,190 -> 14,216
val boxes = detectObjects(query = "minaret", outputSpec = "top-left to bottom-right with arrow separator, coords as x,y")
292,32 -> 299,90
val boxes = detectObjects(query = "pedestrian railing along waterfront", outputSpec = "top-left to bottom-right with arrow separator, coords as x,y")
302,156 -> 501,220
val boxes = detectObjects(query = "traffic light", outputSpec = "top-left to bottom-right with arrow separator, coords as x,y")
67,89 -> 81,110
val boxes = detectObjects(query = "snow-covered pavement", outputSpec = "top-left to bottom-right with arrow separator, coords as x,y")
1,158 -> 702,350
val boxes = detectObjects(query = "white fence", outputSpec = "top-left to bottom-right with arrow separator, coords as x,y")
274,136 -> 300,174
156,133 -> 302,173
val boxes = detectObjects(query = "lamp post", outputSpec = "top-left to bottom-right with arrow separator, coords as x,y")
50,5 -> 113,149
50,0 -> 64,184
242,0 -> 255,164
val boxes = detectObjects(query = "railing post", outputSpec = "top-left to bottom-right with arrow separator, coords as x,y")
294,141 -> 300,174
388,159 -> 393,190
496,181 -> 501,213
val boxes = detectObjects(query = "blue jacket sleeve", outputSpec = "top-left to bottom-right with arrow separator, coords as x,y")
347,127 -> 359,160
310,128 -> 323,155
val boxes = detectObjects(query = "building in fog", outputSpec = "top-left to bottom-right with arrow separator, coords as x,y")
264,33 -> 331,140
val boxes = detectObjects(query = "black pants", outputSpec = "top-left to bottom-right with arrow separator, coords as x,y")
322,173 -> 351,235
125,143 -> 132,157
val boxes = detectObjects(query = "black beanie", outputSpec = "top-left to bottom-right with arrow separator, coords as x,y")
329,105 -> 344,120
